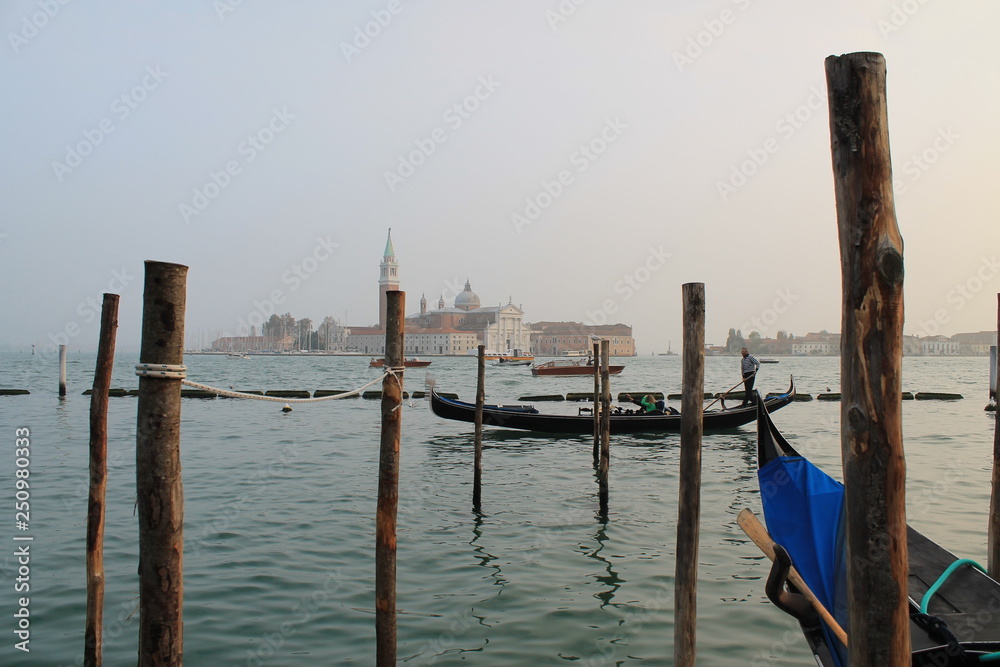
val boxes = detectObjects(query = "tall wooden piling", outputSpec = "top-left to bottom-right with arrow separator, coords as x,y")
990,295 -> 1000,578
674,282 -> 705,667
85,294 -> 119,667
59,344 -> 67,396
598,340 -> 611,512
593,341 -> 601,463
376,290 -> 404,667
827,51 -> 909,665
136,261 -> 187,666
474,344 -> 485,511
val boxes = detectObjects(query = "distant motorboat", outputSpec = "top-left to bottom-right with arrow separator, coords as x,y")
531,357 -> 624,376
466,348 -> 534,362
226,353 -> 250,359
369,357 -> 432,368
759,358 -> 779,364
493,358 -> 532,367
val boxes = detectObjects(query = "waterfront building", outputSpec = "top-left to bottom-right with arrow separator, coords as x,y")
529,321 -> 635,357
920,335 -> 960,356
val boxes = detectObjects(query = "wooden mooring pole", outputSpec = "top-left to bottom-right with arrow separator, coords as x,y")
59,344 -> 67,397
85,293 -> 119,667
827,51 -> 909,665
136,261 -> 187,666
376,290 -> 404,667
990,294 -> 1000,578
674,282 -> 705,667
593,341 -> 600,464
474,344 -> 485,511
598,340 -> 611,513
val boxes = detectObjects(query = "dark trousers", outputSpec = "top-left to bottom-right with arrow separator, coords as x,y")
741,372 -> 756,406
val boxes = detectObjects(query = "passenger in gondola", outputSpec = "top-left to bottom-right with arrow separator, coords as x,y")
624,393 -> 664,415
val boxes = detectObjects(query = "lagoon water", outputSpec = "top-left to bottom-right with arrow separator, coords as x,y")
0,351 -> 995,666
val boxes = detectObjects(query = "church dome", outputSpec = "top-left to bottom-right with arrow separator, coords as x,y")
454,280 -> 480,310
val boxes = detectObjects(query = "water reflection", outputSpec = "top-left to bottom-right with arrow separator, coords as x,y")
469,512 -> 507,591
588,513 -> 624,609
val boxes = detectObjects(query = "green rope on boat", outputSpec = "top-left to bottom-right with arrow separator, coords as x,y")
920,558 -> 987,614
916,558 -> 1000,663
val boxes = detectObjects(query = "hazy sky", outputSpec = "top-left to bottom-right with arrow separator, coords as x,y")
2,1 -> 998,356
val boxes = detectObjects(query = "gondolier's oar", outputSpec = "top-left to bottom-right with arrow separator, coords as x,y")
703,372 -> 755,412
737,508 -> 849,647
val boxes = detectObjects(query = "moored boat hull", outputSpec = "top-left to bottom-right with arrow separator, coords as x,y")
753,398 -> 1000,666
430,378 -> 795,434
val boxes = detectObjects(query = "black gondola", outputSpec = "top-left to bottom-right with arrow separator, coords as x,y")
428,377 -> 796,434
752,393 -> 1000,666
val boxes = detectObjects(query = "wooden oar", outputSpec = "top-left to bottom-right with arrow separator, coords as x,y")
703,373 -> 755,412
737,508 -> 849,647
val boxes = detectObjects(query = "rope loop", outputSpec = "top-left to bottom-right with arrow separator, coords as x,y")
136,363 -> 187,379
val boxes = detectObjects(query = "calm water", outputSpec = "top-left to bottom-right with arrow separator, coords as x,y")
0,351 -> 995,666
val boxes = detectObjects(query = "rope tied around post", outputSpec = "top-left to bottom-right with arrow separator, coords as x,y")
135,364 -> 395,403
384,366 -> 406,412
135,363 -> 188,379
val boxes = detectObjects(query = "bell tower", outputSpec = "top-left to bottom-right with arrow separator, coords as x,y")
378,228 -> 399,330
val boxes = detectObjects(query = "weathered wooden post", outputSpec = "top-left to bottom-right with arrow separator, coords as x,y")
136,261 -> 187,665
593,341 -> 601,464
85,293 -> 119,667
474,344 -> 485,511
59,344 -> 67,396
598,340 -> 611,512
990,295 -> 1000,578
827,51 -> 909,665
376,290 -> 404,667
674,282 -> 705,667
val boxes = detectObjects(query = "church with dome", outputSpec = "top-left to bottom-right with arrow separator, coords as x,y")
345,231 -> 531,356
346,230 -> 632,356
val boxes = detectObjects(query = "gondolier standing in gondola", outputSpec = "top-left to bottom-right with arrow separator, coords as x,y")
740,347 -> 760,407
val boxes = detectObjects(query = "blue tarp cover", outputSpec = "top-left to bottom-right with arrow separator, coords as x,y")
759,455 -> 847,664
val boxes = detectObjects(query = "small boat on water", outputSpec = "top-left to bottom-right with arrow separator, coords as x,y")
748,396 -> 1000,665
468,348 -> 534,362
369,357 -> 432,368
493,358 -> 532,367
531,357 -> 624,376
759,358 -> 779,364
429,378 -> 795,434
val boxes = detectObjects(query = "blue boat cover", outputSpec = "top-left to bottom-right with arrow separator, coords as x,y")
759,455 -> 848,665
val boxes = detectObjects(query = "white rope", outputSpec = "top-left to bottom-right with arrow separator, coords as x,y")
135,364 -> 401,403
135,363 -> 187,379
